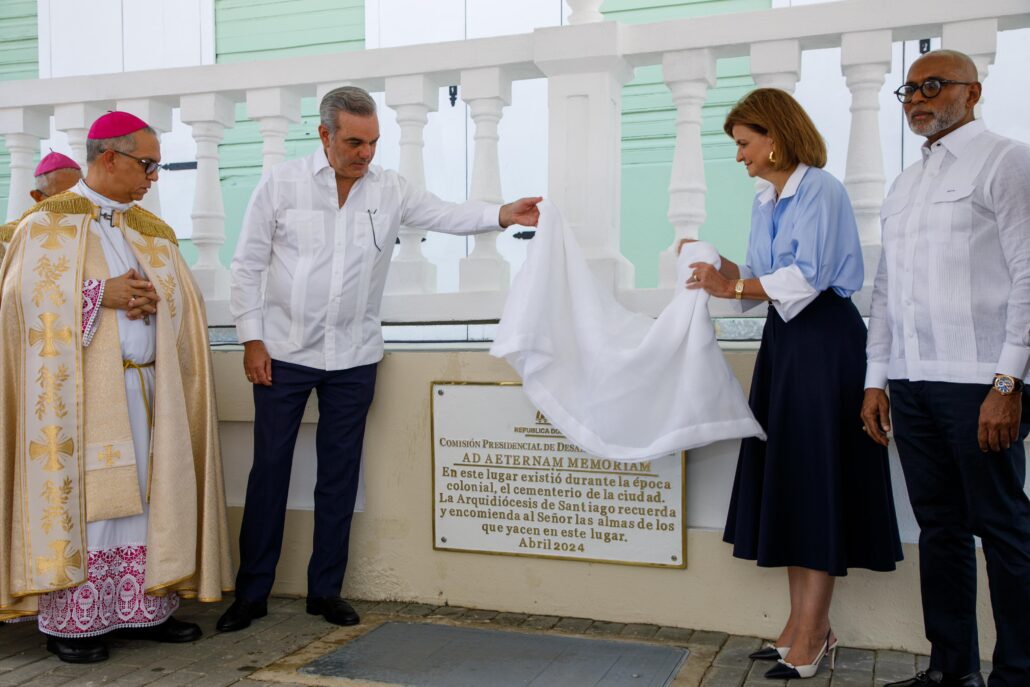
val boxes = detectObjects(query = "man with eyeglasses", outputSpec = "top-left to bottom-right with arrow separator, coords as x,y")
861,49 -> 1030,687
0,111 -> 233,663
0,152 -> 82,262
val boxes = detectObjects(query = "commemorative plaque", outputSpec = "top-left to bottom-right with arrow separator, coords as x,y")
431,382 -> 685,567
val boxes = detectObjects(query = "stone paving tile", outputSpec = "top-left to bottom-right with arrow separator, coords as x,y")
874,650 -> 915,684
656,626 -> 695,643
0,655 -> 61,687
462,609 -> 498,622
492,612 -> 529,626
621,623 -> 660,640
395,603 -> 435,617
554,616 -> 592,633
701,664 -> 748,687
366,600 -> 408,614
691,630 -> 730,651
585,620 -> 625,636
835,647 -> 875,673
786,676 -> 829,687
745,659 -> 787,685
522,615 -> 561,630
428,605 -> 468,618
713,635 -> 762,667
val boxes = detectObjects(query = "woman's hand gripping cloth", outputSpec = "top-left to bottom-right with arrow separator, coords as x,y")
491,201 -> 766,462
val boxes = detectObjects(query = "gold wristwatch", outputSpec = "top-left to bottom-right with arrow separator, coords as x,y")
734,279 -> 745,300
992,374 -> 1024,396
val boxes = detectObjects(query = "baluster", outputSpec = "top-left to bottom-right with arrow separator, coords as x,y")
246,87 -> 302,173
566,0 -> 604,25
841,30 -> 891,282
180,93 -> 235,323
384,75 -> 438,295
53,103 -> 106,169
0,107 -> 50,221
459,67 -> 511,292
942,19 -> 997,119
660,49 -> 716,288
536,21 -> 634,291
751,40 -> 800,93
117,99 -> 173,216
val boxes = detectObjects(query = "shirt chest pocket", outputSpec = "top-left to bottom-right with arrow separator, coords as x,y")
352,211 -> 388,253
927,184 -> 976,244
281,209 -> 326,258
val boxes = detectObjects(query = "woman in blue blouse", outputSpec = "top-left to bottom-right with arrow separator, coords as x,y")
685,89 -> 902,680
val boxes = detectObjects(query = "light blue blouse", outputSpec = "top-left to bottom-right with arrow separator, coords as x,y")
744,165 -> 864,297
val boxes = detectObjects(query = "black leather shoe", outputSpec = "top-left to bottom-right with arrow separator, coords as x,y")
113,617 -> 202,643
950,672 -> 985,687
45,636 -> 109,663
306,596 -> 360,626
216,598 -> 268,632
886,670 -> 946,686
749,644 -> 785,661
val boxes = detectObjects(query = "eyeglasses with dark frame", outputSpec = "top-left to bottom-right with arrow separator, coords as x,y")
893,78 -> 977,104
108,149 -> 161,175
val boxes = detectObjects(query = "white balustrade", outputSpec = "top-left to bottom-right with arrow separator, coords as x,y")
53,102 -> 106,169
117,98 -> 173,216
0,107 -> 50,221
750,40 -> 801,92
180,92 -> 235,323
384,75 -> 439,295
246,87 -> 302,173
660,49 -> 716,289
0,0 -> 1024,323
943,19 -> 998,119
459,67 -> 512,293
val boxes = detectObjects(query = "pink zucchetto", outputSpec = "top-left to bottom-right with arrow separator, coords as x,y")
87,111 -> 150,140
34,151 -> 81,177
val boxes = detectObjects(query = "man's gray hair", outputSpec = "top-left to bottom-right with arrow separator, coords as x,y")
319,86 -> 377,137
85,126 -> 157,165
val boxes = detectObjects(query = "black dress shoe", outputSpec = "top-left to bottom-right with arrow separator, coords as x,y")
45,636 -> 109,663
216,598 -> 268,632
306,596 -> 360,626
886,670 -> 986,687
113,616 -> 202,643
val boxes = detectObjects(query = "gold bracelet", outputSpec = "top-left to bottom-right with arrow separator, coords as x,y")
734,279 -> 745,300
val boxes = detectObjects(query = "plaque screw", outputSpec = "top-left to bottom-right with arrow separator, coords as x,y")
437,389 -> 444,396
441,537 -> 447,543
671,555 -> 678,561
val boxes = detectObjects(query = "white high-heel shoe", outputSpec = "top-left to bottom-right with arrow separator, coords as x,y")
764,630 -> 837,680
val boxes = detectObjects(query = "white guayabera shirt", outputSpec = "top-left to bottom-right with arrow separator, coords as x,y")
866,120 -> 1030,388
231,148 -> 502,371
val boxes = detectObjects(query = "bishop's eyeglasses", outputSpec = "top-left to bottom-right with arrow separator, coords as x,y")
110,149 -> 161,175
893,78 -> 977,104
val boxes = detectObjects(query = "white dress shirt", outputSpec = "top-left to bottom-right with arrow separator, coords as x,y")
865,120 -> 1030,388
231,148 -> 502,371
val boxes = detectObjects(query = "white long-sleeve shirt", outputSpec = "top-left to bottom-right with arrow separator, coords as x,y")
865,120 -> 1030,388
230,148 -> 501,370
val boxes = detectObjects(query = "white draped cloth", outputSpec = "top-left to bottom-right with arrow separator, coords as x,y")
491,202 -> 765,462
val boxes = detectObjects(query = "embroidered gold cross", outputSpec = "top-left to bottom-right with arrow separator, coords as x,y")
35,540 -> 82,587
28,312 -> 73,358
31,255 -> 70,307
35,364 -> 70,420
40,477 -> 74,534
29,425 -> 74,472
29,213 -> 76,250
98,444 -> 121,467
133,235 -> 171,268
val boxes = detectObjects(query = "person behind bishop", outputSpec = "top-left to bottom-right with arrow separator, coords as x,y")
0,112 -> 233,663
0,151 -> 83,262
221,86 -> 541,632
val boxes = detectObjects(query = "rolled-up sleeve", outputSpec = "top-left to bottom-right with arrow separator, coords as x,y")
230,172 -> 276,344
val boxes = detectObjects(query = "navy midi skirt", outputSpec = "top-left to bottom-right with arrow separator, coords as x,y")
723,290 -> 903,575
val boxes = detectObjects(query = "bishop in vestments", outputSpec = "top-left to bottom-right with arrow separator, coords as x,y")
0,112 -> 233,663
0,151 -> 82,263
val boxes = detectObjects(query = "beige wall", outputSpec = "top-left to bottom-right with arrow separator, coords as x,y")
212,348 -> 999,658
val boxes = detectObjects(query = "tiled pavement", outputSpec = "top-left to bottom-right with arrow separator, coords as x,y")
0,596 -> 978,687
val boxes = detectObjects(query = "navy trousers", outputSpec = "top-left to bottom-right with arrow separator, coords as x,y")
889,380 -> 1030,687
235,359 -> 378,601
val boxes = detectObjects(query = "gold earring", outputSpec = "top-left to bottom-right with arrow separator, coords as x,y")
768,149 -> 777,165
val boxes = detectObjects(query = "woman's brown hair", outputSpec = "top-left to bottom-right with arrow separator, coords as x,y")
723,88 -> 827,170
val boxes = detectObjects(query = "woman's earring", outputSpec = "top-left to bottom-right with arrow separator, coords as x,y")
768,149 -> 777,165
